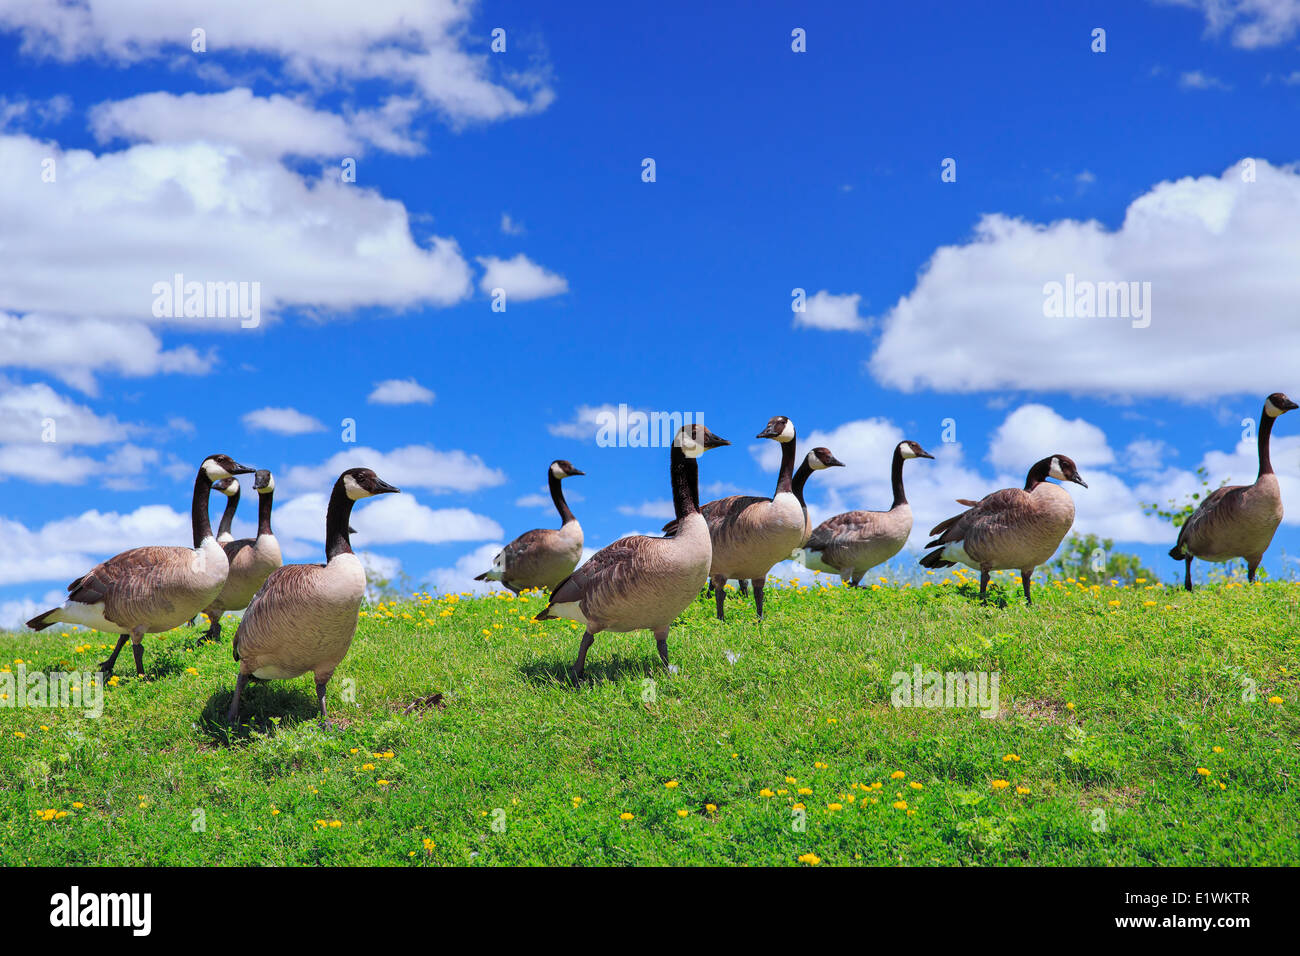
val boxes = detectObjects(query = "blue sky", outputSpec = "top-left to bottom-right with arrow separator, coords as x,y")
3,0 -> 1300,623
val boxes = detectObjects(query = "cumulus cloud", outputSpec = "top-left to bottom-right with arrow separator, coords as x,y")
273,493 -> 502,560
367,378 -> 435,405
477,253 -> 568,301
867,160 -> 1300,399
0,133 -> 473,328
279,445 -> 506,495
988,404 -> 1116,472
0,0 -> 554,125
0,314 -> 210,394
1159,0 -> 1300,49
1179,70 -> 1231,90
794,290 -> 868,332
89,88 -> 424,158
241,406 -> 326,435
548,404 -> 619,441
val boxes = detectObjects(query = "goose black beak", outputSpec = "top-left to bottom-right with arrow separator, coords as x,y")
230,461 -> 256,475
373,479 -> 401,494
755,425 -> 781,439
916,448 -> 936,460
348,525 -> 358,534
568,469 -> 586,477
827,455 -> 846,468
704,433 -> 731,449
1072,476 -> 1088,488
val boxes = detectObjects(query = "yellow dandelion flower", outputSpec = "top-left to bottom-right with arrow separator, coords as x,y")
892,800 -> 908,810
760,788 -> 775,798
664,780 -> 678,789
1196,767 -> 1211,776
798,853 -> 821,865
797,787 -> 812,796
1016,786 -> 1031,795
890,770 -> 905,780
909,781 -> 923,790
827,803 -> 843,811
619,812 -> 634,821
991,779 -> 1010,790
1268,696 -> 1284,705
676,809 -> 688,817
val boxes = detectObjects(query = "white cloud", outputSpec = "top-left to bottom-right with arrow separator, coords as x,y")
0,314 -> 210,394
548,404 -> 619,441
0,0 -> 554,126
0,380 -> 133,444
1159,0 -> 1300,49
0,94 -> 70,131
241,406 -> 326,435
1123,438 -> 1174,474
423,542 -> 503,596
500,213 -> 525,235
89,88 -> 424,159
988,404 -> 1115,472
477,253 -> 568,301
273,492 -> 502,559
1179,70 -> 1231,90
794,290 -> 868,332
0,133 -> 473,340
279,445 -> 506,495
367,378 -> 435,405
617,500 -> 675,520
867,160 -> 1300,399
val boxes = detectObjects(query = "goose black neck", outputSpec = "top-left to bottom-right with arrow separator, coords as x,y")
891,447 -> 908,508
791,458 -> 813,505
549,471 -> 575,525
670,446 -> 700,520
191,469 -> 215,547
1024,460 -> 1050,492
325,481 -> 358,560
217,489 -> 239,538
775,438 -> 797,495
257,489 -> 274,537
1258,404 -> 1276,478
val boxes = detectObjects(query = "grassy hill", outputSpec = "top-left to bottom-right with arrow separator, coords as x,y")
1,569 -> 1296,866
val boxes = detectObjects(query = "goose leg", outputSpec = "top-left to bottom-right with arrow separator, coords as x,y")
705,579 -> 714,597
129,626 -> 146,677
100,634 -> 129,676
1247,556 -> 1261,584
1184,557 -> 1193,592
979,570 -> 990,603
315,680 -> 329,720
753,576 -> 766,620
654,626 -> 670,669
202,611 -> 222,644
739,579 -> 749,598
227,672 -> 250,724
572,630 -> 595,680
1020,570 -> 1033,606
713,575 -> 727,621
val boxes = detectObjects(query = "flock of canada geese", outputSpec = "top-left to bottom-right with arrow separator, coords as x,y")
22,392 -> 1296,719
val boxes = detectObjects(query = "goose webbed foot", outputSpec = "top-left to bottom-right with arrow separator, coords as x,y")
200,617 -> 221,644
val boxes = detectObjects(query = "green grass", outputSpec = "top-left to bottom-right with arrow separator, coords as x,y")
1,571 -> 1297,866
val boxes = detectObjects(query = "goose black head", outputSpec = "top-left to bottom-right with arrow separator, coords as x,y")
1265,392 -> 1298,418
253,470 -> 275,494
202,454 -> 255,481
340,468 -> 401,500
549,459 -> 585,479
807,447 -> 845,470
674,424 -> 730,458
1046,454 -> 1087,488
899,440 -> 935,460
756,415 -> 796,443
213,477 -> 240,497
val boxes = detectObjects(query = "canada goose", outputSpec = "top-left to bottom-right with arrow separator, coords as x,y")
727,446 -> 844,598
918,454 -> 1087,605
663,415 -> 803,621
25,455 -> 256,676
797,440 -> 933,585
200,470 -> 282,644
1170,391 -> 1297,590
475,460 -> 584,593
227,468 -> 399,723
214,477 -> 239,544
536,424 -> 729,679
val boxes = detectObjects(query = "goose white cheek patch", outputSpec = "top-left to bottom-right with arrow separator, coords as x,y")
343,474 -> 368,500
900,444 -> 918,459
778,419 -> 795,442
550,463 -> 566,479
1048,457 -> 1066,481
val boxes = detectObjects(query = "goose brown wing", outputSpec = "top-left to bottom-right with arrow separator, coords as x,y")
1175,484 -> 1243,551
234,563 -> 323,658
545,536 -> 650,609
924,489 -> 1022,548
65,546 -> 190,612
500,528 -> 551,568
807,511 -> 887,551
